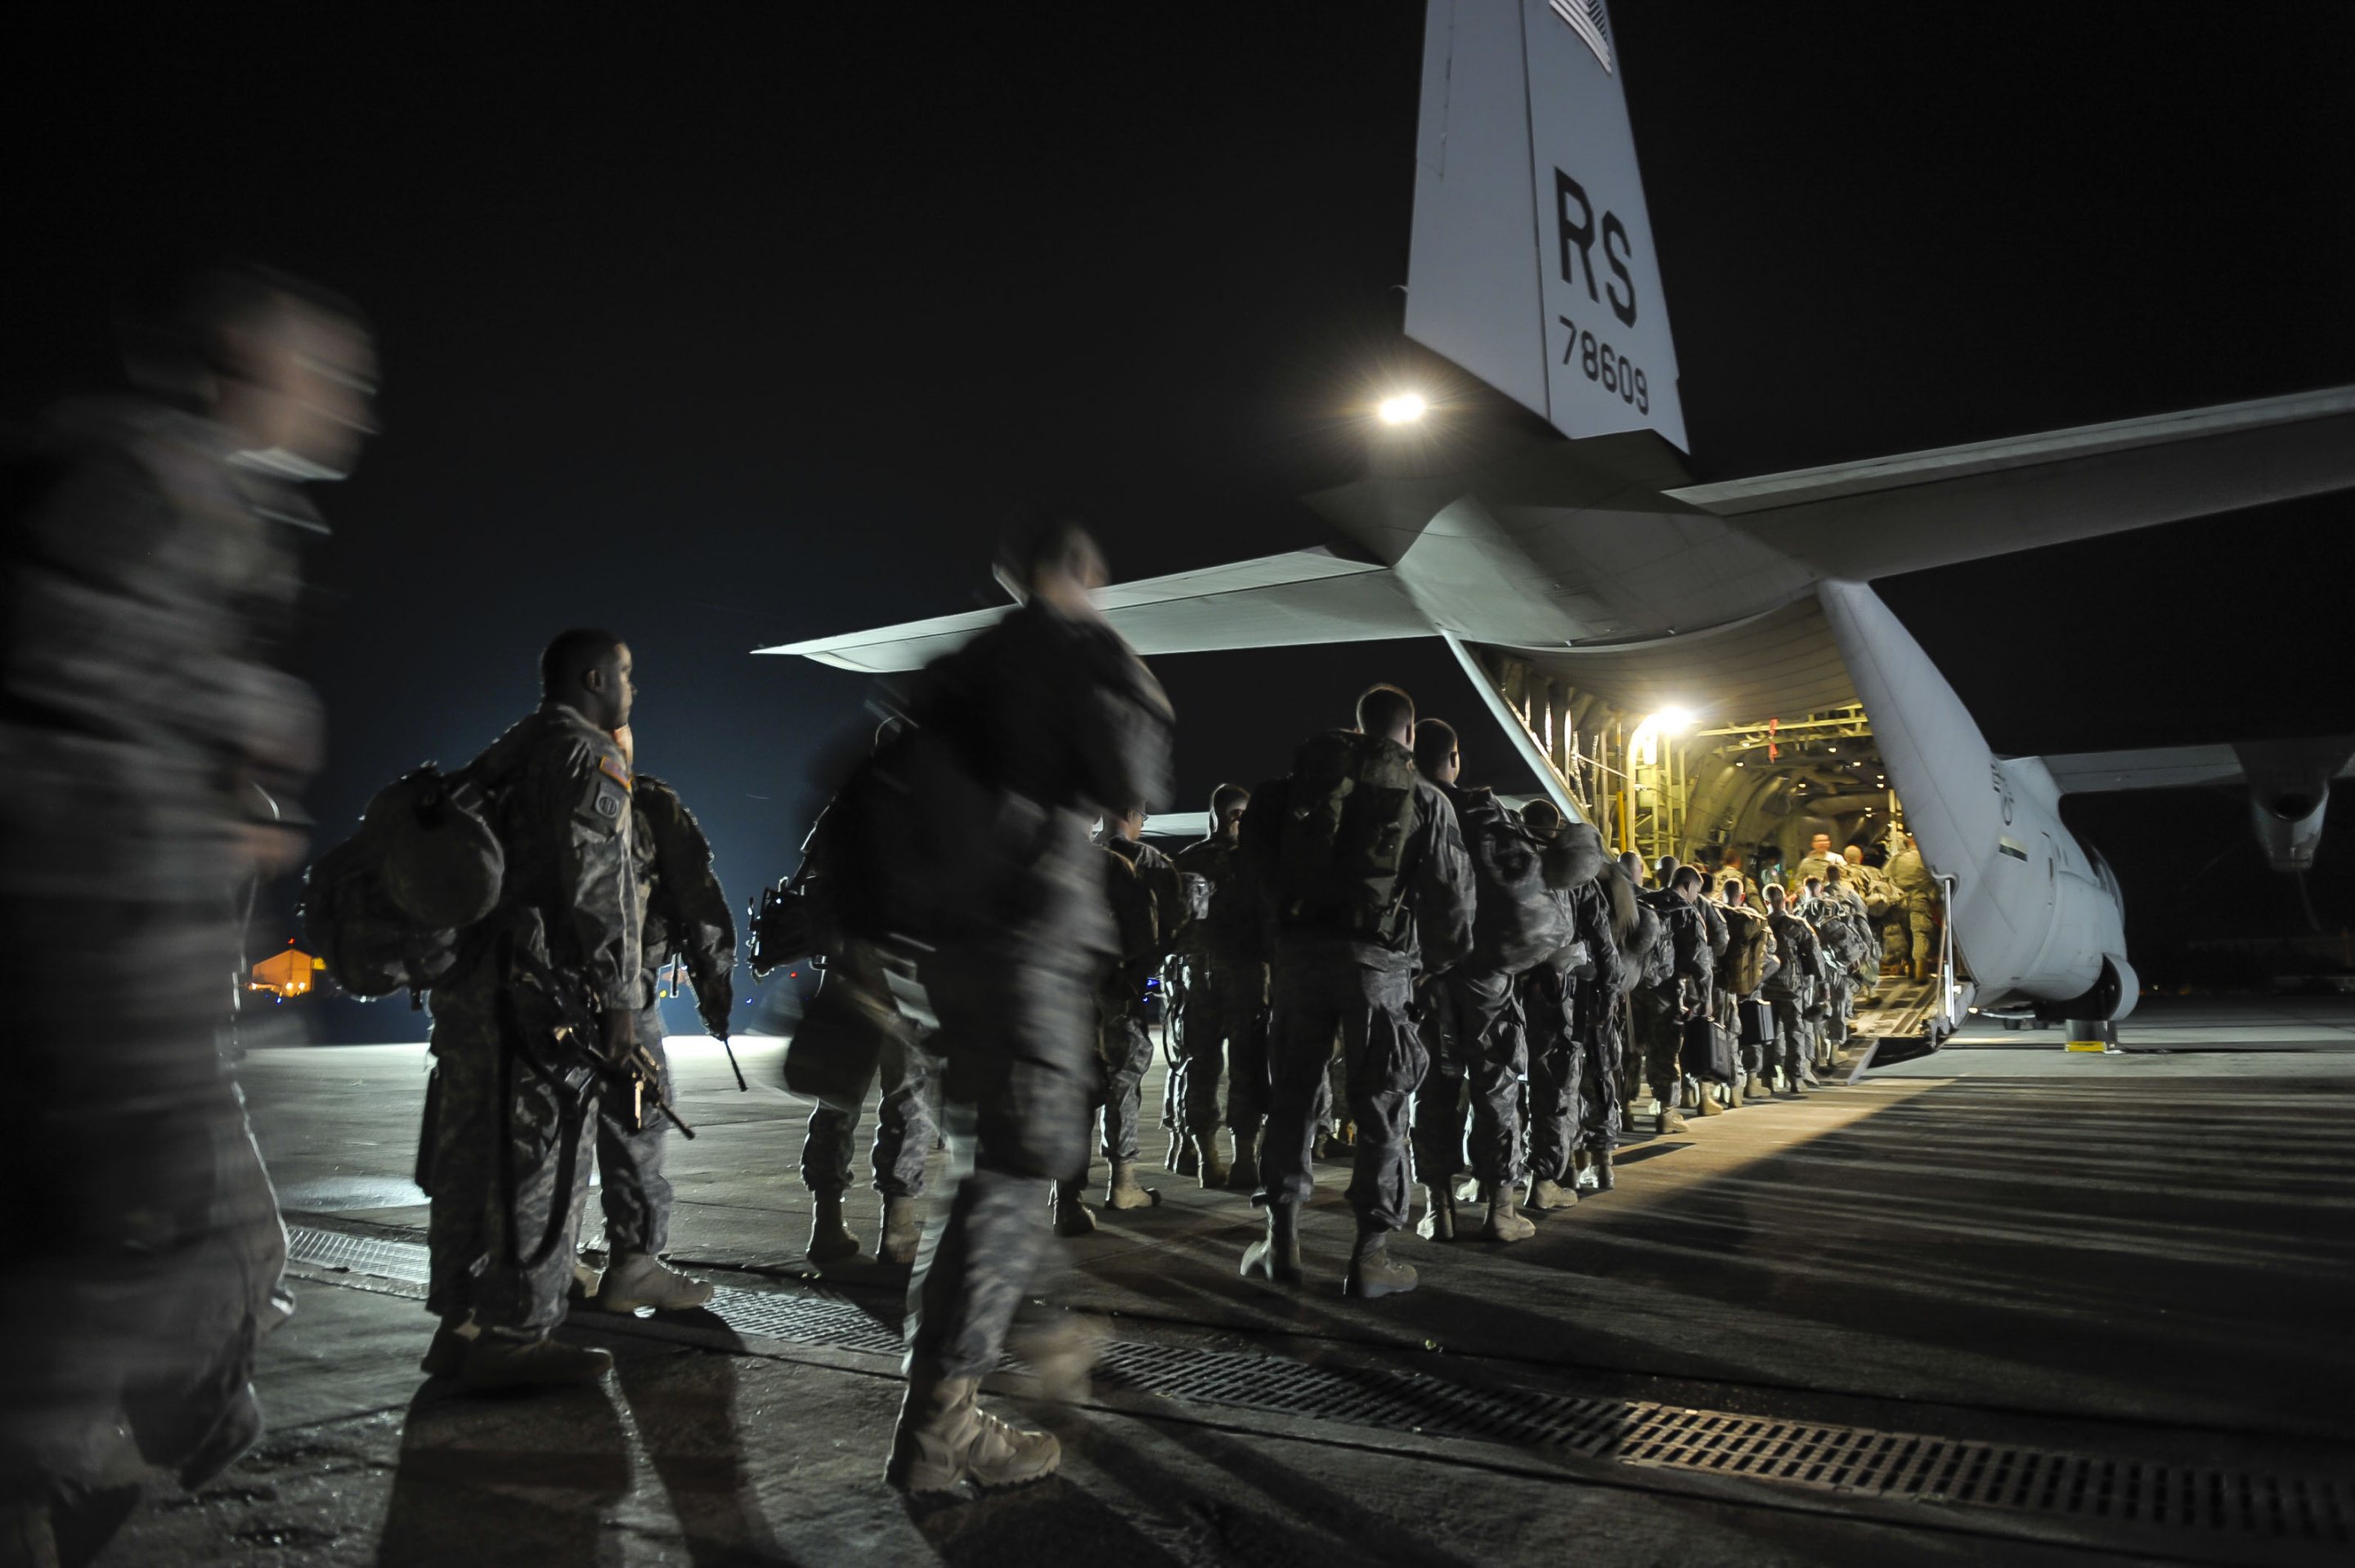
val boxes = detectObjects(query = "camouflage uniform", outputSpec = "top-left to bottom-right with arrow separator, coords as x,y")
599,775 -> 734,1257
1169,833 -> 1269,1142
1096,833 -> 1184,1163
1762,909 -> 1823,1081
0,401 -> 312,1497
424,702 -> 640,1337
1888,847 -> 1939,975
1241,750 -> 1474,1232
1634,889 -> 1713,1109
890,602 -> 1172,1384
1524,837 -> 1623,1184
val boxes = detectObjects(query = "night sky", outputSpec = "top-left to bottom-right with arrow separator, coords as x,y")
5,7 -> 2351,1034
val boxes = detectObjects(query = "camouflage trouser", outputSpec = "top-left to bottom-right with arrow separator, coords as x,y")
1263,941 -> 1426,1231
1766,994 -> 1810,1080
904,945 -> 1092,1384
1577,982 -> 1624,1152
1823,977 -> 1855,1047
1411,964 -> 1524,1187
1095,1008 -> 1155,1164
1522,969 -> 1582,1184
594,1006 -> 675,1257
424,997 -> 597,1335
1906,901 -> 1936,970
1635,986 -> 1685,1108
801,1032 -> 937,1199
1178,961 -> 1268,1138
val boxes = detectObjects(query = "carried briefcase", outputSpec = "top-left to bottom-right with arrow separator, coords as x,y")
1684,1011 -> 1738,1084
1739,997 -> 1774,1047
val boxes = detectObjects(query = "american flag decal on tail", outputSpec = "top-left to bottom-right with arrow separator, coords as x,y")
1549,0 -> 1614,74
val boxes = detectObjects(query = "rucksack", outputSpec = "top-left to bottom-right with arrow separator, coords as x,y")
1457,788 -> 1571,972
825,724 -> 1053,947
1268,730 -> 1420,939
302,765 -> 504,1002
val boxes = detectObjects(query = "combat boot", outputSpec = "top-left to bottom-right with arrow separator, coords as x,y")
1240,1201 -> 1304,1284
1658,1104 -> 1689,1133
455,1330 -> 613,1391
599,1252 -> 715,1313
419,1315 -> 472,1377
1414,1180 -> 1456,1241
878,1195 -> 922,1268
1590,1145 -> 1615,1193
1174,1139 -> 1200,1178
806,1192 -> 859,1262
1187,1130 -> 1224,1189
1697,1084 -> 1725,1117
1106,1159 -> 1161,1211
1343,1224 -> 1418,1299
1745,1071 -> 1769,1100
1052,1179 -> 1098,1237
1571,1149 -> 1599,1193
1479,1182 -> 1536,1242
1797,1063 -> 1823,1088
1227,1127 -> 1260,1192
885,1375 -> 1061,1493
1527,1176 -> 1577,1212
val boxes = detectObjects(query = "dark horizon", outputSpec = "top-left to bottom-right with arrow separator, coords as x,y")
7,7 -> 2351,1036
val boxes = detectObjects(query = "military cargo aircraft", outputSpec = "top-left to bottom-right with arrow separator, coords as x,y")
765,1 -> 2355,1051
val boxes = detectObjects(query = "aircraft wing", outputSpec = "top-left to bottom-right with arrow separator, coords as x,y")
760,546 -> 1429,672
2033,740 -> 2355,794
1663,386 -> 2355,580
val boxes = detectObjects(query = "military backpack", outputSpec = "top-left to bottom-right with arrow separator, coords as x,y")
1267,730 -> 1420,941
302,765 -> 505,1003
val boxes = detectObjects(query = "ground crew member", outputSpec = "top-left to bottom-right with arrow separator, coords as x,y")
591,770 -> 731,1313
420,629 -> 643,1390
1634,867 -> 1713,1132
1239,685 -> 1474,1299
875,519 -> 1173,1493
1888,833 -> 1939,982
1171,784 -> 1269,1189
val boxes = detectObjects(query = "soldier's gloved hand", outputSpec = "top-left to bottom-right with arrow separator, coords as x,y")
599,1007 -> 638,1067
696,970 -> 733,1039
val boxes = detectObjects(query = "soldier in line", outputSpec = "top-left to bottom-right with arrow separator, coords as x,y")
1238,685 -> 1474,1299
1170,784 -> 1269,1190
587,769 -> 733,1313
419,630 -> 644,1390
1761,884 -> 1825,1092
0,269 -> 373,1554
1632,867 -> 1713,1132
1716,876 -> 1776,1104
865,520 -> 1173,1492
1514,800 -> 1616,1211
1060,804 -> 1186,1231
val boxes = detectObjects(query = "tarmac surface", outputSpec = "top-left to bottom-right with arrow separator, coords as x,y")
94,993 -> 2355,1566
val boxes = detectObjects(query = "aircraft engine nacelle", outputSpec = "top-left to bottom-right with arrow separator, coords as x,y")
2248,782 -> 2326,873
2235,737 -> 2352,873
2036,952 -> 2140,1025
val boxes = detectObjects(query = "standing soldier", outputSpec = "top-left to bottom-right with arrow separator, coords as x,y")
1633,867 -> 1713,1131
1761,885 -> 1824,1092
1,269 -> 372,1552
1716,877 -> 1775,1103
590,770 -> 731,1313
1514,801 -> 1614,1211
1887,833 -> 1940,983
1238,686 -> 1474,1298
420,630 -> 643,1389
1170,784 -> 1267,1189
1061,804 -> 1185,1230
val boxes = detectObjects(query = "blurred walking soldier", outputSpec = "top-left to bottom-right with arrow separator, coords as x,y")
1170,785 -> 1268,1189
419,631 -> 644,1390
1239,685 -> 1475,1300
0,268 -> 372,1552
825,519 -> 1173,1493
590,771 -> 733,1313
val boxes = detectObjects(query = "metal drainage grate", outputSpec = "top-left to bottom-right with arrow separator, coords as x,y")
285,1226 -> 2350,1545
287,1225 -> 908,1358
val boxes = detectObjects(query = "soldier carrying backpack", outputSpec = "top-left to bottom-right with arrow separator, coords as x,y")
1236,684 -> 1474,1301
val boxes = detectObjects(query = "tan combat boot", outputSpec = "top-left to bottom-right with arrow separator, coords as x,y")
1414,1180 -> 1457,1241
1479,1182 -> 1537,1242
878,1195 -> 922,1268
806,1192 -> 859,1262
884,1376 -> 1061,1493
1052,1179 -> 1098,1237
1227,1126 -> 1261,1192
1527,1176 -> 1578,1212
1193,1130 -> 1231,1189
1241,1201 -> 1305,1284
1106,1159 -> 1161,1211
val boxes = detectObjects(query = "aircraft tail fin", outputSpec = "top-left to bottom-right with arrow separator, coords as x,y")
1407,1 -> 1687,451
